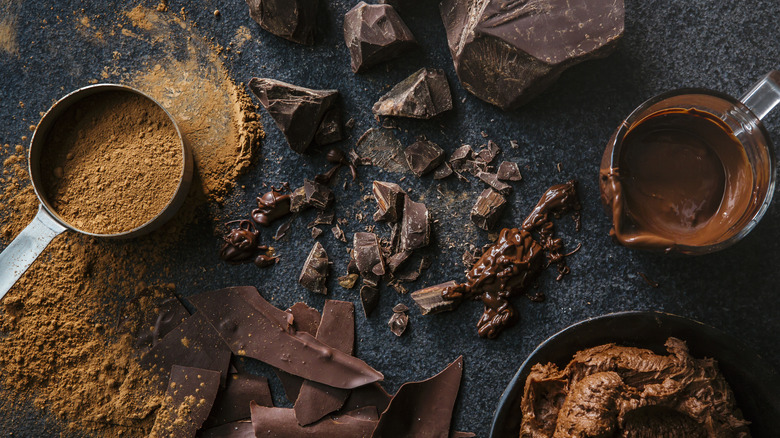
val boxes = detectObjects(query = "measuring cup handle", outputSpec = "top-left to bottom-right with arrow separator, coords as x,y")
0,205 -> 66,301
740,70 -> 780,120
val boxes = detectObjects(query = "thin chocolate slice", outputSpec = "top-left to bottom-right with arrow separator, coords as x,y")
477,171 -> 512,195
342,382 -> 392,414
303,179 -> 334,210
440,0 -> 624,109
497,161 -> 522,181
150,365 -> 221,438
248,78 -> 340,153
411,281 -> 461,315
353,232 -> 386,287
189,287 -> 383,389
275,302 -> 320,404
360,285 -> 380,317
400,196 -> 430,252
344,2 -> 417,73
372,356 -> 464,437
372,68 -> 453,119
245,0 -> 318,45
251,403 -> 377,437
294,300 -> 355,425
135,295 -> 190,350
200,420 -> 255,438
299,242 -> 329,294
471,188 -> 507,231
372,181 -> 405,222
388,311 -> 408,337
206,374 -> 273,427
404,140 -> 445,177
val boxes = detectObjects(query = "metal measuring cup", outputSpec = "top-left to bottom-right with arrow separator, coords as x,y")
0,84 -> 193,300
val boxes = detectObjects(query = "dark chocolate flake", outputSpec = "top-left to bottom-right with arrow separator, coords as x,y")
343,2 -> 417,73
400,196 -> 430,252
372,181 -> 405,223
372,68 -> 453,119
299,242 -> 330,294
245,0 -> 319,45
471,188 -> 507,231
304,179 -> 334,210
497,161 -> 522,181
360,285 -> 380,317
404,140 -> 445,177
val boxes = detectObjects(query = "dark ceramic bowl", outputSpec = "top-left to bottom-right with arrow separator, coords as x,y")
489,311 -> 780,438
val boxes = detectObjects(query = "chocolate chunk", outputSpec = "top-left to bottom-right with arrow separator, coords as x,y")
135,296 -> 189,350
289,186 -> 308,213
294,300 -> 355,425
373,356 -> 463,436
372,68 -> 453,119
475,140 -> 500,164
252,188 -> 291,227
353,232 -> 386,287
303,179 -> 334,210
477,171 -> 512,195
404,140 -> 445,177
387,306 -> 409,337
250,404 -> 377,437
314,107 -> 343,146
331,224 -> 347,243
471,188 -> 507,231
245,0 -> 318,45
311,227 -> 323,239
189,287 -> 383,389
433,162 -> 453,180
341,382 -> 392,414
355,128 -> 409,173
440,0 -> 624,109
400,196 -> 430,252
497,161 -> 522,181
392,303 -> 409,313
338,273 -> 360,289
359,285 -> 380,317
248,78 -> 340,153
299,242 -> 329,294
385,250 -> 412,274
206,374 -> 273,427
411,280 -> 460,315
449,144 -> 474,170
200,421 -> 255,438
372,181 -> 405,223
220,220 -> 263,264
343,2 -> 417,73
150,365 -> 221,438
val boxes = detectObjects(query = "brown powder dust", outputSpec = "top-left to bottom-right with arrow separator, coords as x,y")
41,90 -> 183,234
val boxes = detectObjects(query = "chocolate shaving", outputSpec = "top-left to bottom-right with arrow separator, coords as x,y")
206,374 -> 273,427
360,285 -> 380,317
343,2 -> 417,73
399,196 -> 430,252
496,161 -> 522,181
150,365 -> 221,438
404,140 -> 445,177
250,404 -> 377,437
245,0 -> 319,45
372,68 -> 453,119
477,171 -> 512,195
299,242 -> 330,294
410,281 -> 460,315
471,188 -> 507,231
372,181 -> 405,222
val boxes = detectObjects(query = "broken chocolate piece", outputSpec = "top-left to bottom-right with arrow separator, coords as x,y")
400,196 -> 430,252
289,186 -> 308,213
372,181 -> 405,223
287,302 -> 321,335
433,162 -> 454,179
449,144 -> 474,170
250,404 -> 377,437
314,107 -> 343,146
411,281 -> 461,315
331,224 -> 347,243
252,188 -> 291,227
392,303 -> 409,313
388,305 -> 409,337
248,78 -> 340,153
372,68 -> 453,119
497,161 -> 522,181
355,128 -> 409,173
341,382 -> 392,414
463,159 -> 487,177
360,285 -> 380,317
190,287 -> 383,389
294,300 -> 355,425
206,374 -> 273,427
200,420 -> 255,438
245,0 -> 318,45
471,188 -> 507,231
372,356 -> 463,436
273,219 -> 292,241
477,171 -> 512,195
338,273 -> 360,289
303,179 -> 334,210
343,2 -> 417,73
353,232 -> 386,287
311,227 -> 323,239
135,296 -> 189,350
150,365 -> 221,438
299,242 -> 330,294
385,250 -> 412,274
308,210 -> 335,228
404,140 -> 445,177
440,0 -> 624,109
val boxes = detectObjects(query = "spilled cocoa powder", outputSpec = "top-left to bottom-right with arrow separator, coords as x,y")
41,90 -> 183,234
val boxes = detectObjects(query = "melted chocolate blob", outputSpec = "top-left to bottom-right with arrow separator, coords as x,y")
251,188 -> 291,227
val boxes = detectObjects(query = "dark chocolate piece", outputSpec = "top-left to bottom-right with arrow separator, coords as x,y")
392,303 -> 409,313
314,107 -> 343,146
353,232 -> 386,287
372,181 -> 405,222
355,128 -> 409,173
311,227 -> 323,239
308,209 -> 335,228
385,250 -> 412,274
496,161 -> 522,181
206,374 -> 273,427
411,281 -> 461,315
294,300 -> 355,425
289,186 -> 308,213
303,179 -> 334,210
440,0 -> 624,109
343,2 -> 417,73
471,188 -> 507,231
387,306 -> 409,337
252,188 -> 291,227
248,78 -> 340,153
360,285 -> 380,317
189,287 -> 383,389
150,365 -> 221,438
475,140 -> 500,164
273,219 -> 292,241
449,144 -> 473,170
200,420 -> 255,438
372,356 -> 463,437
341,382 -> 392,414
404,140 -> 445,177
477,171 -> 512,195
433,162 -> 454,180
331,224 -> 347,243
135,296 -> 189,350
400,196 -> 430,252
372,68 -> 453,119
463,159 -> 487,177
250,404 -> 377,437
299,242 -> 330,294
287,302 -> 321,336
245,0 -> 318,45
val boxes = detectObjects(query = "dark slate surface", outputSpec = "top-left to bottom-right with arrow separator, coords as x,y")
1,0 -> 780,436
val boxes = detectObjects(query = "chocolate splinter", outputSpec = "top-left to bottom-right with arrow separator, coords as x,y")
150,366 -> 221,438
189,287 -> 383,389
343,2 -> 417,73
372,68 -> 453,119
299,242 -> 330,295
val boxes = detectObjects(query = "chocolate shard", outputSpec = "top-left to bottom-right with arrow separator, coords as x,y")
392,303 -> 409,313
299,242 -> 330,294
463,159 -> 487,177
344,2 -> 417,73
478,171 -> 512,195
497,161 -> 522,181
387,311 -> 408,337
289,186 -> 308,213
206,374 -> 273,427
311,227 -> 323,239
245,0 -> 319,45
356,128 -> 409,173
400,196 -> 430,252
294,300 -> 355,425
200,420 -> 255,438
353,232 -> 386,287
314,107 -> 344,146
372,356 -> 464,436
287,302 -> 321,335
475,140 -> 500,164
150,365 -> 221,438
433,162 -> 454,180
372,68 -> 453,119
411,281 -> 461,315
449,144 -> 474,170
404,140 -> 445,177
135,295 -> 190,350
251,404 -> 377,437
360,285 -> 380,317
440,0 -> 624,109
303,179 -> 334,210
471,188 -> 507,231
385,250 -> 412,274
331,224 -> 347,243
189,287 -> 383,389
372,181 -> 406,223
341,382 -> 392,414
248,78 -> 340,153
308,209 -> 335,227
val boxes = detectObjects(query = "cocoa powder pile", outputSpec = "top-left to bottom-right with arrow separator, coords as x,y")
41,90 -> 183,235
